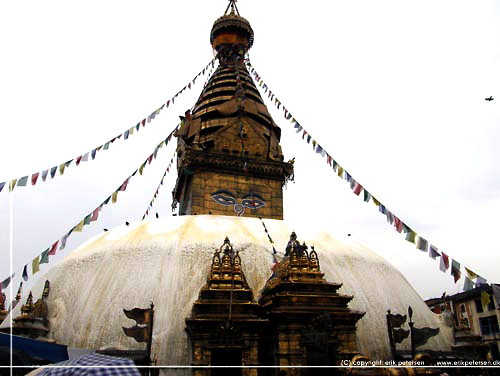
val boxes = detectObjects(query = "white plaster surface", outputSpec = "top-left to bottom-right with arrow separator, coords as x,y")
2,215 -> 453,368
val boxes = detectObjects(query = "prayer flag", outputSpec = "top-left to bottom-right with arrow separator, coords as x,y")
60,234 -> 69,250
65,159 -> 72,167
112,191 -> 118,204
141,119 -> 146,126
0,182 -> 5,193
465,267 -> 477,280
31,173 -> 39,185
394,217 -> 403,233
372,197 -> 381,207
481,290 -> 491,308
74,220 -> 84,232
1,274 -> 14,289
312,140 -> 317,149
451,259 -> 461,283
166,100 -> 170,108
440,252 -> 450,272
417,236 -> 428,252
82,152 -> 89,162
32,256 -> 40,275
429,245 -> 440,259
76,156 -> 83,165
91,149 -> 97,160
337,166 -> 344,178
50,166 -> 57,178
103,142 -> 110,150
124,130 -> 130,140
363,190 -> 371,203
40,249 -> 49,264
41,170 -> 49,181
129,127 -> 134,136
307,135 -> 311,144
83,214 -> 92,225
386,210 -> 394,224
103,196 -> 111,205
379,205 -> 386,214
48,241 -> 59,256
353,182 -> 362,196
139,162 -> 146,175
463,277 -> 474,291
91,207 -> 99,222
22,265 -> 28,281
120,178 -> 129,191
476,276 -> 487,286
59,163 -> 65,175
17,176 -> 28,186
136,123 -> 140,131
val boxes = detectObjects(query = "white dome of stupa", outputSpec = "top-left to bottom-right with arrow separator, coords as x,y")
2,215 -> 453,368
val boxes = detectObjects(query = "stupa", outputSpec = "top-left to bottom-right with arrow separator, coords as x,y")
2,1 -> 455,374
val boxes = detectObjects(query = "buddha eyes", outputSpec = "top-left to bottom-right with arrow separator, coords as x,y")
212,193 -> 236,206
241,197 -> 265,209
211,191 -> 266,212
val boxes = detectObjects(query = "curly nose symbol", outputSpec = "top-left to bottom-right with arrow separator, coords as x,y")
234,204 -> 245,216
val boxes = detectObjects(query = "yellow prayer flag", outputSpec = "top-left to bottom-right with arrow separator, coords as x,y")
74,220 -> 84,232
465,267 -> 477,280
32,256 -> 40,274
337,166 -> 344,178
112,191 -> 118,204
481,291 -> 491,308
9,179 -> 17,192
59,163 -> 66,175
139,162 -> 146,175
372,197 -> 381,207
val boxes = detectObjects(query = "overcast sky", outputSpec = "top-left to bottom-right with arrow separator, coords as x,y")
1,0 -> 499,302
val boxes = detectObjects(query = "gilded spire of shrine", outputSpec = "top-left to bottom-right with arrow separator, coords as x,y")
173,1 -> 293,219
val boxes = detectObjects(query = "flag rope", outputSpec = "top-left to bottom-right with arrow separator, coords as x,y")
0,59 -> 215,194
0,124 -> 179,293
245,59 -> 487,291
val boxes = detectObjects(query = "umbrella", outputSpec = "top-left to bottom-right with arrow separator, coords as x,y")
37,353 -> 141,375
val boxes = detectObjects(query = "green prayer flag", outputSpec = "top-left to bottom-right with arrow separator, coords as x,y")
17,176 -> 29,186
84,214 -> 92,225
40,249 -> 50,264
103,142 -> 110,150
32,256 -> 40,274
363,190 -> 371,203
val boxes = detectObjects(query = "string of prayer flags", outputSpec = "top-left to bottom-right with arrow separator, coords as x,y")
141,151 -> 176,220
245,59 -> 489,288
258,216 -> 277,254
0,124 -> 180,286
1,59 -> 215,195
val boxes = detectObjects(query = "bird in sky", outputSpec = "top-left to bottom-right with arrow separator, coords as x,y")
126,221 -> 130,226
485,96 -> 494,101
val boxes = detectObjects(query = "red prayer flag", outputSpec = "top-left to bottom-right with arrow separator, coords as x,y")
302,130 -> 307,140
120,178 -> 129,192
394,217 -> 403,233
48,241 -> 59,256
76,156 -> 83,166
90,207 -> 99,222
31,173 -> 39,186
166,100 -> 170,108
141,119 -> 146,126
440,252 -> 450,272
148,154 -> 153,164
353,183 -> 362,195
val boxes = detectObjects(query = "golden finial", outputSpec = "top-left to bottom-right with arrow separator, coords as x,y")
21,291 -> 33,315
15,282 -> 23,301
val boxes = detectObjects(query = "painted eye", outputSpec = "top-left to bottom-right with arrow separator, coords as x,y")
212,193 -> 236,206
241,198 -> 265,209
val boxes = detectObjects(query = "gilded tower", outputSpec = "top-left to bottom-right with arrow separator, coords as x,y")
173,1 -> 294,219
